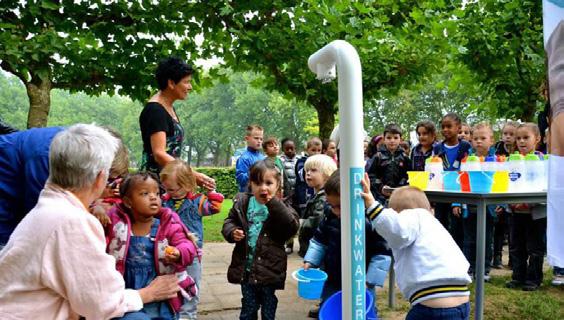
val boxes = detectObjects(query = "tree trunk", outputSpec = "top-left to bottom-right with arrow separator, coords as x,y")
25,77 -> 52,128
314,99 -> 336,140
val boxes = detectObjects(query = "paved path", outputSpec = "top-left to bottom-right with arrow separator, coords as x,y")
198,242 -> 313,319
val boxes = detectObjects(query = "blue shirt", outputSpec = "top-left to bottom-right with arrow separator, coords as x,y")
0,127 -> 65,244
444,144 -> 460,171
235,147 -> 265,192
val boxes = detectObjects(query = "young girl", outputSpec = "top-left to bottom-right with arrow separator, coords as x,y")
411,120 -> 437,171
495,121 -> 518,156
433,113 -> 472,247
458,123 -> 472,142
160,160 -> 224,319
298,154 -> 338,257
106,173 -> 198,320
506,123 -> 546,291
222,159 -> 299,320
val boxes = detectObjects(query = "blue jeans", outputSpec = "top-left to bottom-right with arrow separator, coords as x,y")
180,258 -> 201,319
406,302 -> 470,320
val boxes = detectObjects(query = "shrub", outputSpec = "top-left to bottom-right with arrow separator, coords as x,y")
195,167 -> 238,199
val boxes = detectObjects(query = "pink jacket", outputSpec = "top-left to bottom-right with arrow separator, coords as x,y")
106,204 -> 198,312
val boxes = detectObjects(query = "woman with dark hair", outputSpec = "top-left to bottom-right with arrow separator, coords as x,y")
139,57 -> 214,189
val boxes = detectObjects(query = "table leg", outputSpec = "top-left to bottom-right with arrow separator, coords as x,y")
388,255 -> 396,309
475,200 -> 486,320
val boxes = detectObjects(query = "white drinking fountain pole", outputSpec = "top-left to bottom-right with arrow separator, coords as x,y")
308,40 -> 366,319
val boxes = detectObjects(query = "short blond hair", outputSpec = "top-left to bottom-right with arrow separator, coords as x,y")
160,159 -> 197,193
246,125 -> 263,136
304,154 -> 337,179
388,186 -> 431,212
471,122 -> 494,138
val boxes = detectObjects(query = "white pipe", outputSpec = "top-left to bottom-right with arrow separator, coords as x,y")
308,40 -> 366,320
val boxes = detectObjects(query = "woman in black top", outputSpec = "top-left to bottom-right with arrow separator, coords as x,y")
139,57 -> 215,189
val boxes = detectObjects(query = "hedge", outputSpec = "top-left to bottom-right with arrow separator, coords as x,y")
195,167 -> 238,199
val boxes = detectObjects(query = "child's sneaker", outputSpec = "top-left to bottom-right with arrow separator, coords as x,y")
551,275 -> 564,286
285,246 -> 293,254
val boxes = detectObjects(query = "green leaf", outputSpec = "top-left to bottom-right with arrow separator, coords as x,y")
41,0 -> 60,10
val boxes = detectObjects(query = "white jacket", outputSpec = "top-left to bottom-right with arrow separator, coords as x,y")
0,185 -> 142,319
367,205 -> 471,305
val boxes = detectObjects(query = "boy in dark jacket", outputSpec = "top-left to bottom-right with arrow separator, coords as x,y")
303,170 -> 391,318
366,124 -> 410,204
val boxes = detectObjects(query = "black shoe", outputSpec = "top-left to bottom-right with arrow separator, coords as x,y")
307,307 -> 319,318
506,280 -> 524,288
522,282 -> 540,291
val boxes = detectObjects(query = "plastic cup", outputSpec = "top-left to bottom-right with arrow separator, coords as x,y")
468,171 -> 495,193
491,171 -> 509,193
407,171 -> 430,191
443,171 -> 461,192
459,172 -> 471,192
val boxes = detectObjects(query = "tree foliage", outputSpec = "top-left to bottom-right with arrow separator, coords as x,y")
447,0 -> 545,121
0,0 -> 221,127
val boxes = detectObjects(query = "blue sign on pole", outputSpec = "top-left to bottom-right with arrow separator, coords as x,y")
349,167 -> 366,319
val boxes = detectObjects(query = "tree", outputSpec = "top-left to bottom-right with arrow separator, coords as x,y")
198,0 -> 450,138
0,0 -> 220,128
448,0 -> 545,121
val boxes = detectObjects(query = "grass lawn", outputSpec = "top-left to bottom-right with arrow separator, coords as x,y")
202,198 -> 232,242
376,273 -> 564,320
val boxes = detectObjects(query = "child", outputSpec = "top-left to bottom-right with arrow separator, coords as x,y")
366,123 -> 410,204
297,154 -> 337,257
410,120 -> 437,171
506,123 -> 546,291
362,181 -> 472,320
494,121 -> 518,156
293,137 -> 322,218
160,160 -> 224,319
458,123 -> 471,142
222,159 -> 299,320
236,125 -> 266,192
280,138 -> 299,254
303,170 -> 391,318
263,136 -> 284,173
322,138 -> 338,163
106,173 -> 198,320
433,113 -> 472,246
462,123 -> 497,281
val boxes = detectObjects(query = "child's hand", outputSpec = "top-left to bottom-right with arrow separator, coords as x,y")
303,262 -> 312,270
164,246 -> 180,263
452,206 -> 461,217
360,173 -> 376,209
90,203 -> 111,227
382,185 -> 393,197
232,229 -> 245,242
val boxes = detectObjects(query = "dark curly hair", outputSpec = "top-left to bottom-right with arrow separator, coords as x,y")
155,57 -> 194,90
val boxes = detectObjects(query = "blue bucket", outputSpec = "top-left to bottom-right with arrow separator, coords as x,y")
468,171 -> 495,193
319,290 -> 377,320
443,171 -> 461,192
292,268 -> 327,300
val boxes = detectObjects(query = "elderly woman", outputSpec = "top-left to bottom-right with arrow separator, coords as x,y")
0,124 -> 179,319
139,56 -> 214,189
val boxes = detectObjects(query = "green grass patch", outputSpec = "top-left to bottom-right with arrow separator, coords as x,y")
202,199 -> 232,242
376,273 -> 564,320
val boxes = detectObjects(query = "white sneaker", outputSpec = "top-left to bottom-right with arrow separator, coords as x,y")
551,275 -> 564,286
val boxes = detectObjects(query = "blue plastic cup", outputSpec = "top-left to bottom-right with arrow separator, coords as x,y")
292,268 -> 328,300
468,171 -> 495,193
443,171 -> 461,192
319,290 -> 377,320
